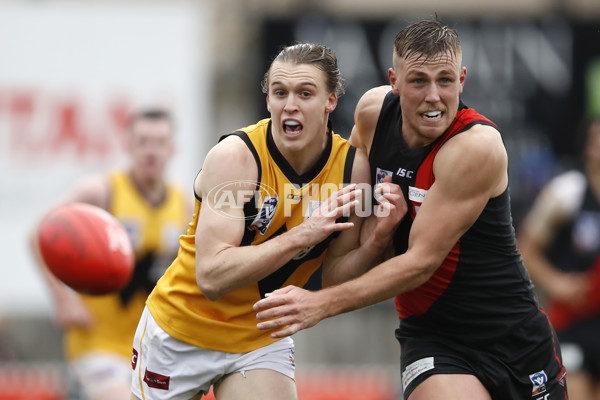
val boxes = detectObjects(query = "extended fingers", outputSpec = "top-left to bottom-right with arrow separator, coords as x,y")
374,181 -> 402,197
323,185 -> 360,217
255,304 -> 289,322
264,285 -> 296,298
259,320 -> 301,338
254,294 -> 288,312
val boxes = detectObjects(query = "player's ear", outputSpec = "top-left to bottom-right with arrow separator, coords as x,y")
325,92 -> 337,114
459,66 -> 467,95
388,68 -> 399,95
266,95 -> 272,113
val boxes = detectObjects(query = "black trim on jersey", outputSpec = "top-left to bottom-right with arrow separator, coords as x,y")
343,146 -> 356,184
266,122 -> 333,186
257,223 -> 334,298
221,131 -> 263,186
329,146 -> 356,234
219,131 -> 264,247
458,120 -> 497,133
239,201 -> 259,247
193,169 -> 202,201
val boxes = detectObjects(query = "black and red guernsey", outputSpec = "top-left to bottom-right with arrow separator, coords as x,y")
370,91 -> 542,345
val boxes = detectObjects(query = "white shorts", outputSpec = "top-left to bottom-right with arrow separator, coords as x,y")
131,306 -> 295,400
70,352 -> 132,398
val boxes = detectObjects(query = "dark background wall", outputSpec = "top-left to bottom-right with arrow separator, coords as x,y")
255,14 -> 600,225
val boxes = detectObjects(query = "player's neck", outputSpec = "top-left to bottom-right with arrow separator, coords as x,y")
129,170 -> 167,207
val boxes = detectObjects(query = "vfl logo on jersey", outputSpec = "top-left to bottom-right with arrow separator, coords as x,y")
375,168 -> 394,202
249,196 -> 278,235
376,168 -> 393,184
530,370 -> 548,396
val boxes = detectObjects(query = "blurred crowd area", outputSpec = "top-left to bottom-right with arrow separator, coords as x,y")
212,0 -> 600,223
0,0 -> 599,398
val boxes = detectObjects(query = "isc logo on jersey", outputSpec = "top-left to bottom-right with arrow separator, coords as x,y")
249,196 -> 278,235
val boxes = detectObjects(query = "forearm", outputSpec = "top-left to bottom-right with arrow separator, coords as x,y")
254,248 -> 437,338
322,233 -> 389,287
320,252 -> 433,318
196,225 -> 312,300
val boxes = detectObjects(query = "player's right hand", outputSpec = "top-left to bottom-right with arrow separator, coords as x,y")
294,184 -> 360,247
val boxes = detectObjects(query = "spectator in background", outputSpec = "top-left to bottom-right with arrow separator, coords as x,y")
30,109 -> 192,400
519,116 -> 600,400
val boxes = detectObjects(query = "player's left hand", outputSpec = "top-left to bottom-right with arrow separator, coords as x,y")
372,175 -> 406,242
254,285 -> 324,338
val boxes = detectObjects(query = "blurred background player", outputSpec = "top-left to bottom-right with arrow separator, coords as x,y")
519,116 -> 600,400
30,108 -> 192,400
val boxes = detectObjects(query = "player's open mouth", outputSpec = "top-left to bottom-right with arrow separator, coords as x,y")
283,119 -> 303,136
422,111 -> 442,119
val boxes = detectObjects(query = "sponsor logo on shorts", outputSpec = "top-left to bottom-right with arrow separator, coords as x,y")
144,368 -> 170,390
402,356 -> 434,391
555,366 -> 567,387
131,348 -> 138,370
289,349 -> 295,367
530,370 -> 548,396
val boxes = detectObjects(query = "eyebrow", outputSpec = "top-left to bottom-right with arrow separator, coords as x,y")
407,68 -> 456,77
270,80 -> 319,89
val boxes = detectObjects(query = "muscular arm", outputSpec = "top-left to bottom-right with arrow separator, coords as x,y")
317,85 -> 403,285
255,125 -> 508,336
321,148 -> 405,286
349,86 -> 390,152
194,136 -> 359,301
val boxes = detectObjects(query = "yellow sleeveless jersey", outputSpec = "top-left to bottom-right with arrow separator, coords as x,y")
147,118 -> 356,353
65,172 -> 188,360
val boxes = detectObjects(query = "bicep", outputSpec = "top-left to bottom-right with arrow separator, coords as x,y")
195,194 -> 246,259
194,137 -> 257,260
408,130 -> 507,268
350,86 -> 388,152
407,178 -> 490,266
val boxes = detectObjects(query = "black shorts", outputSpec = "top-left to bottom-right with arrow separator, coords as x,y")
397,313 -> 568,399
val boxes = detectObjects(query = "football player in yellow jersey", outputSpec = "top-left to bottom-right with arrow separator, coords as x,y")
130,43 -> 405,400
31,109 -> 193,400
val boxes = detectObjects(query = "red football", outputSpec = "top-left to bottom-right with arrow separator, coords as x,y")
38,202 -> 135,295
